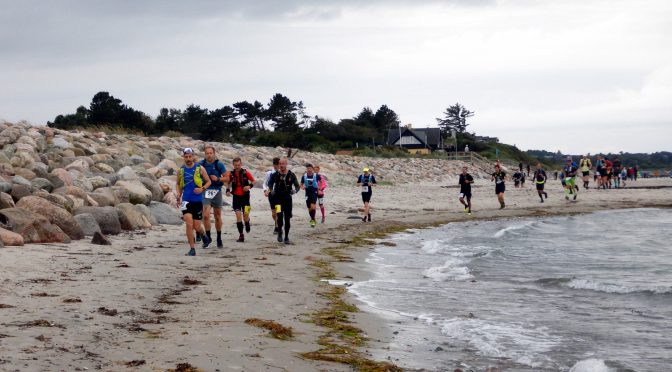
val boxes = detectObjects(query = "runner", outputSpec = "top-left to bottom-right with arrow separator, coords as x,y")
513,170 -> 522,188
604,157 -> 613,189
225,157 -> 255,243
200,144 -> 227,248
594,155 -> 604,188
267,157 -> 300,244
458,166 -> 474,214
314,165 -> 328,224
357,167 -> 377,222
579,154 -> 592,190
563,157 -> 579,200
612,156 -> 622,189
491,164 -> 507,209
300,163 -> 323,227
263,157 -> 281,234
533,163 -> 548,203
176,147 -> 212,256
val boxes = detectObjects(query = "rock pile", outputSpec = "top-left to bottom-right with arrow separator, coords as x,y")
0,121 -> 492,246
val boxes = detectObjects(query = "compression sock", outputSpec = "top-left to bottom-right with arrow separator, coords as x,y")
216,231 -> 222,241
284,219 -> 290,238
236,222 -> 244,234
320,206 -> 325,217
540,194 -> 544,202
309,210 -> 316,221
244,220 -> 250,233
206,230 -> 211,240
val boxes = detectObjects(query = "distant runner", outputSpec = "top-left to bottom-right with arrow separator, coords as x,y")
563,157 -> 579,200
226,157 -> 255,243
533,163 -> 548,203
267,157 -> 300,244
458,166 -> 474,214
491,164 -> 507,209
314,165 -> 328,224
612,156 -> 622,189
579,154 -> 592,190
176,147 -> 212,256
263,157 -> 281,234
200,144 -> 227,248
300,163 -> 323,228
357,167 -> 377,222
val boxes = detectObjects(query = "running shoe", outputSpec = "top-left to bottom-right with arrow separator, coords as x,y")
467,208 -> 471,215
573,194 -> 577,200
321,216 -> 325,224
284,237 -> 290,245
464,206 -> 468,213
217,239 -> 223,248
362,216 -> 367,222
186,248 -> 196,256
310,219 -> 316,228
202,233 -> 211,248
195,233 -> 202,242
277,231 -> 283,243
236,234 -> 244,243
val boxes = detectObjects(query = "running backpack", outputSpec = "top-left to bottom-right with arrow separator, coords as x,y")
303,174 -> 319,189
179,165 -> 203,188
230,168 -> 250,191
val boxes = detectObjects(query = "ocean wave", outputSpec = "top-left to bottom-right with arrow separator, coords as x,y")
569,358 -> 614,372
566,279 -> 672,295
493,221 -> 537,238
536,277 -> 672,295
440,318 -> 560,367
423,258 -> 473,281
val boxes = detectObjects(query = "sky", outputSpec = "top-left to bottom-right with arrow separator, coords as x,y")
1,0 -> 671,154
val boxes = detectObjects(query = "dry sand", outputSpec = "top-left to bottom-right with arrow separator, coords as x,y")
1,177 -> 671,371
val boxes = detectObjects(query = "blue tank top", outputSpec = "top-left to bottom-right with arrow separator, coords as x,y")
181,164 -> 203,202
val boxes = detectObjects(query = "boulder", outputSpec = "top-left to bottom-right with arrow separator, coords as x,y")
13,168 -> 36,180
139,177 -> 164,202
111,186 -> 131,204
16,196 -> 85,240
91,231 -> 112,245
51,137 -> 71,149
117,166 -> 139,180
74,206 -> 122,235
30,177 -> 54,192
50,168 -> 73,187
115,180 -> 152,205
130,155 -> 146,165
116,203 -> 152,230
74,213 -> 101,236
0,226 -> 24,246
10,184 -> 31,202
64,158 -> 90,173
149,201 -> 182,225
0,127 -> 22,147
33,191 -> 75,213
94,163 -> 115,173
88,176 -> 110,190
54,185 -> 89,200
133,204 -> 158,226
0,192 -> 15,209
0,208 -> 70,244
0,180 -> 12,193
11,175 -> 32,188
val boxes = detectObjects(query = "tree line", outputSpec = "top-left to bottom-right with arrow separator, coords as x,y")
48,91 -> 473,152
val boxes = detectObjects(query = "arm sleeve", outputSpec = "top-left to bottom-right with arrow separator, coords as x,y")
371,175 -> 377,184
267,173 -> 276,191
262,171 -> 271,191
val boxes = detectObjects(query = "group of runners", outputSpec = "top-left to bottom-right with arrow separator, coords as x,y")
175,146 -> 377,256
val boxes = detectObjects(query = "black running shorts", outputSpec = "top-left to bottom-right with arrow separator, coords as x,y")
181,201 -> 203,220
232,194 -> 251,212
362,191 -> 372,203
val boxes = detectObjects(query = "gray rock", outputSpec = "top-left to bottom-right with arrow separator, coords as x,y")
133,204 -> 158,226
0,181 -> 11,194
31,178 -> 54,192
0,128 -> 22,146
74,206 -> 122,235
117,166 -> 139,180
33,191 -> 75,213
88,176 -> 110,190
74,213 -> 101,236
148,201 -> 182,225
51,137 -> 71,149
116,203 -> 151,230
115,180 -> 152,205
139,177 -> 164,202
91,231 -> 111,245
130,155 -> 146,165
11,175 -> 32,188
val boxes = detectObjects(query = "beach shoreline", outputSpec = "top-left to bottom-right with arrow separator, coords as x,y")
1,178 -> 671,371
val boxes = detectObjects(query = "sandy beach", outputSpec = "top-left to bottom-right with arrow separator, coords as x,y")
2,177 -> 671,371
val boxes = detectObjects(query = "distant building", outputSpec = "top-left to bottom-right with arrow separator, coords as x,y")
387,126 -> 444,154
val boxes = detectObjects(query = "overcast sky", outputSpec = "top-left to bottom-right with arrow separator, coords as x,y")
1,0 -> 670,154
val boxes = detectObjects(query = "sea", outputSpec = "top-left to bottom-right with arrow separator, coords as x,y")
344,208 -> 672,372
